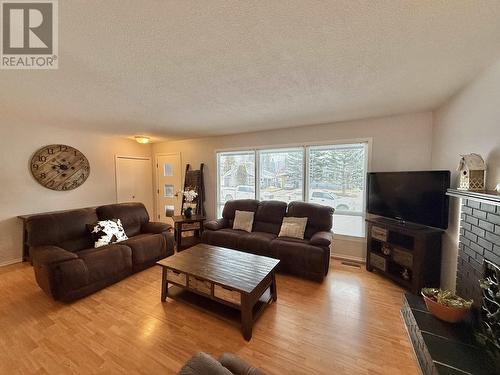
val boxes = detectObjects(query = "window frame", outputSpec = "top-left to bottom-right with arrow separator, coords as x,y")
216,150 -> 257,217
258,147 -> 306,202
215,138 -> 372,238
307,142 -> 368,218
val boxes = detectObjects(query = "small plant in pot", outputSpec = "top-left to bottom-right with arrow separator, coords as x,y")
421,288 -> 473,323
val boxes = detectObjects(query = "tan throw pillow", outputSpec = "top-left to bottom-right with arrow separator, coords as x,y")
233,210 -> 254,232
279,217 -> 308,239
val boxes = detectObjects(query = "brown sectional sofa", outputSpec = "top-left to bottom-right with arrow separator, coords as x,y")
27,203 -> 174,302
202,199 -> 334,281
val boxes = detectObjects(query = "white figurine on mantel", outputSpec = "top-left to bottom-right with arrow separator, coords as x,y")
457,153 -> 486,191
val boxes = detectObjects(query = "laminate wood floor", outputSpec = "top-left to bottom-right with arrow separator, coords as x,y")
0,259 -> 418,375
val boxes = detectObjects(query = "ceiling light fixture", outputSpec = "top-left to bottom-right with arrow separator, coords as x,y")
134,136 -> 151,144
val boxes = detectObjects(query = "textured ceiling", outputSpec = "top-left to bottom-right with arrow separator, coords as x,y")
2,1 -> 500,140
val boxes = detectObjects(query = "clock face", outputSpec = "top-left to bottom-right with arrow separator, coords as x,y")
30,145 -> 90,191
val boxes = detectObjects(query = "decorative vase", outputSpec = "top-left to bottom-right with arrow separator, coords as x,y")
184,207 -> 192,218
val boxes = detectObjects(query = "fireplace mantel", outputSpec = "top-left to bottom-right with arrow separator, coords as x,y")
447,188 -> 500,206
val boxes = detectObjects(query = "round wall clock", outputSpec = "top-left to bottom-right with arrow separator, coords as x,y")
30,144 -> 90,191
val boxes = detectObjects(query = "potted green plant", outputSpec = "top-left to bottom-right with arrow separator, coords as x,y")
421,288 -> 473,323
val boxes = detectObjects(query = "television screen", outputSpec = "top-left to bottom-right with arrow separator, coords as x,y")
367,171 -> 450,229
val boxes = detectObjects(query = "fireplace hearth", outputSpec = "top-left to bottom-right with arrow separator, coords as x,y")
400,189 -> 500,374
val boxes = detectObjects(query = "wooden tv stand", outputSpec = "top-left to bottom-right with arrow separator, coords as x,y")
366,217 -> 443,294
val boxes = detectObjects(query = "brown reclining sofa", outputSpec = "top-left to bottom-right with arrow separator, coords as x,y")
27,202 -> 174,302
202,199 -> 334,281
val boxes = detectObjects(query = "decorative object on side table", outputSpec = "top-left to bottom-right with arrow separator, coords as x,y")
181,188 -> 198,218
457,153 -> 486,191
421,288 -> 473,323
401,268 -> 410,281
381,243 -> 392,255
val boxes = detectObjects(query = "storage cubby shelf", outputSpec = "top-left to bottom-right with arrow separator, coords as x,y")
366,217 -> 443,294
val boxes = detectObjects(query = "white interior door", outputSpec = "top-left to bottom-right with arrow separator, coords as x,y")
115,156 -> 154,216
156,153 -> 182,225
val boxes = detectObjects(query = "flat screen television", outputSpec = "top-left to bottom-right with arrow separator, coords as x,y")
367,171 -> 450,229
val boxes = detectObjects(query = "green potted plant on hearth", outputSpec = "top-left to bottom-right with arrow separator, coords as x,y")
421,288 -> 473,323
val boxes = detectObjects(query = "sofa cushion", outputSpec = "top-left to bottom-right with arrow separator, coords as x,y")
278,217 -> 308,239
121,233 -> 165,266
202,228 -> 247,250
77,244 -> 132,283
141,221 -> 171,234
89,219 -> 128,248
26,208 -> 98,251
286,201 -> 334,239
253,200 -> 287,234
237,231 -> 277,257
222,199 -> 259,226
271,238 -> 325,279
233,210 -> 254,232
97,203 -> 149,237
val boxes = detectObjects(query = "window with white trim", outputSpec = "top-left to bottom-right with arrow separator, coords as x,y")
259,148 -> 304,203
216,142 -> 368,237
217,151 -> 255,217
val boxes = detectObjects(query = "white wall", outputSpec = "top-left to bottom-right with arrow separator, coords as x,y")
432,56 -> 500,290
153,112 -> 434,260
0,121 -> 151,266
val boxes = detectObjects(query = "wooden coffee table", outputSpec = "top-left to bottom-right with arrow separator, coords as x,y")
157,243 -> 280,340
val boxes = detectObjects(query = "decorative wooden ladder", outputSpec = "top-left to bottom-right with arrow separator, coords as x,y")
181,163 -> 205,216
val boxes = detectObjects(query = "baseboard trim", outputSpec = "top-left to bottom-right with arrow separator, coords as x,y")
0,258 -> 23,267
332,254 -> 366,264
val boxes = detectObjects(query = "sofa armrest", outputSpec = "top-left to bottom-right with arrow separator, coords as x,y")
31,246 -> 88,300
204,218 -> 228,231
218,353 -> 266,375
141,221 -> 172,234
31,245 -> 78,267
179,352 -> 233,375
310,231 -> 333,247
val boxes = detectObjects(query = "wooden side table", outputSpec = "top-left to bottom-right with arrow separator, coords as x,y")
172,215 -> 205,251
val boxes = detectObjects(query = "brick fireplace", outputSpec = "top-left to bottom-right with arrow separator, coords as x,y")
456,196 -> 500,306
401,189 -> 500,375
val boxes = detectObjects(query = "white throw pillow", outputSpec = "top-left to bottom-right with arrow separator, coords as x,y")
278,217 -> 308,239
90,219 -> 128,248
233,210 -> 254,232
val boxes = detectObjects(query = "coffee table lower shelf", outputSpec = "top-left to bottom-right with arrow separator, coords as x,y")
160,276 -> 277,341
165,285 -> 274,337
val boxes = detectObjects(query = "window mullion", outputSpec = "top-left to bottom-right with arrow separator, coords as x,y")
255,150 -> 259,200
304,146 -> 309,202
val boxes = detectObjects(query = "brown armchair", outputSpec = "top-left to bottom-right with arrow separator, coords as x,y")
178,352 -> 266,375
